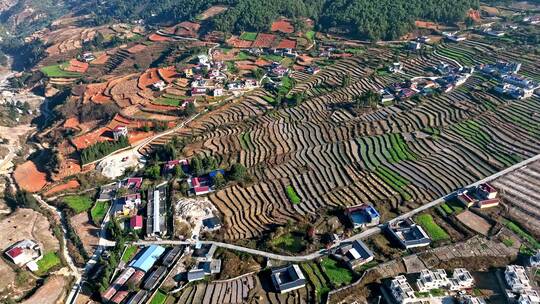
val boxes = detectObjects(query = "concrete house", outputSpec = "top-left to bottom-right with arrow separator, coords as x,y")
271,265 -> 306,293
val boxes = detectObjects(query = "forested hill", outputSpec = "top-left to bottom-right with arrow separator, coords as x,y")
90,0 -> 478,40
0,0 -> 478,42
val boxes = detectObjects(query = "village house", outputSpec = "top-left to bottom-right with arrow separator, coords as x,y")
113,193 -> 141,216
505,265 -> 532,293
390,275 -> 416,303
346,204 -> 380,229
164,159 -> 189,172
530,251 -> 540,267
388,219 -> 431,249
306,66 -> 321,75
151,80 -> 167,91
457,183 -> 500,209
389,62 -> 403,74
4,239 -> 42,271
416,269 -> 451,292
81,52 -> 96,63
408,41 -> 421,50
130,215 -> 143,230
519,290 -> 540,304
450,268 -> 475,290
271,264 -> 306,293
334,240 -> 374,270
112,125 -> 128,141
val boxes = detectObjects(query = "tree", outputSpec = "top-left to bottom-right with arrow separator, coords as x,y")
190,155 -> 203,176
184,102 -> 196,116
212,173 -> 226,189
341,72 -> 351,87
173,165 -> 186,178
354,90 -> 380,109
145,164 -> 161,180
228,163 -> 247,182
202,155 -> 217,172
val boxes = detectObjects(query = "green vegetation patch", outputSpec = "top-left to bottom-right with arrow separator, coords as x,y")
121,245 -> 138,263
80,136 -> 130,165
416,214 -> 450,241
91,201 -> 110,224
150,290 -> 168,304
502,238 -> 514,247
239,132 -> 253,150
440,203 -> 454,215
63,195 -> 93,213
235,51 -> 252,60
320,257 -> 354,286
301,263 -> 330,303
40,64 -> 82,78
262,54 -> 284,62
505,220 -> 540,250
240,32 -> 258,41
155,97 -> 181,106
285,185 -> 301,204
374,166 -> 412,201
271,232 -> 306,253
36,251 -> 61,276
306,30 -> 315,42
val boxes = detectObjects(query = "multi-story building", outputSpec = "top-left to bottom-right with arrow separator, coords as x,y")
390,275 -> 416,303
416,269 -> 451,292
505,265 -> 532,293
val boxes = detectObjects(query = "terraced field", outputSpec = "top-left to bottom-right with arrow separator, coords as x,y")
176,274 -> 312,304
492,159 -> 540,237
142,38 -> 540,241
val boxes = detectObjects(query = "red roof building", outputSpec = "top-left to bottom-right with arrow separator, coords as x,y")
130,215 -> 143,230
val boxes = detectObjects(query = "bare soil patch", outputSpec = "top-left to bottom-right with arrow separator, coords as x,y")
456,211 -> 492,236
198,5 -> 228,20
70,212 -> 99,254
44,180 -> 80,197
14,161 -> 47,193
21,275 -> 68,304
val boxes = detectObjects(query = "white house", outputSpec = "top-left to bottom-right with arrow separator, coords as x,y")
416,269 -> 451,292
505,265 -> 532,293
390,275 -> 416,304
450,268 -> 475,290
519,290 -> 540,304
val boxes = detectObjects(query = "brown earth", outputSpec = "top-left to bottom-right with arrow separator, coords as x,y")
44,180 -> 80,197
13,161 -> 47,193
198,5 -> 228,20
21,275 -> 68,304
70,212 -> 99,254
456,210 -> 492,236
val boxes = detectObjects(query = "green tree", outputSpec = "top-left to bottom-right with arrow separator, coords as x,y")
202,155 -> 217,172
190,155 -> 203,176
213,173 -> 226,189
228,163 -> 248,182
145,164 -> 161,180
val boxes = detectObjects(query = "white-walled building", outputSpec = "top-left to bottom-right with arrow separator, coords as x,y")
450,268 -> 475,290
519,290 -> 540,304
416,269 -> 451,292
505,265 -> 532,293
390,275 -> 416,303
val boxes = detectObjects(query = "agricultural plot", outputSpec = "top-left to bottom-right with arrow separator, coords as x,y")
91,201 -> 109,224
492,159 -> 540,238
415,214 -> 450,241
62,195 -> 93,213
144,37 -> 540,241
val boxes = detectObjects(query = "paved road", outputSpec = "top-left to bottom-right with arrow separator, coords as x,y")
136,153 -> 540,262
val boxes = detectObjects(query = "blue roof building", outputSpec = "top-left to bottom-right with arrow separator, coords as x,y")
346,204 -> 380,229
129,245 -> 165,272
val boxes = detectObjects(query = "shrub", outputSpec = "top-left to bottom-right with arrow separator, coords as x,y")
285,185 -> 301,204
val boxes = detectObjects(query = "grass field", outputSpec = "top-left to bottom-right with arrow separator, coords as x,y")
271,233 -> 306,253
121,245 -> 138,263
240,32 -> 257,41
40,64 -> 81,78
416,214 -> 450,241
306,30 -> 315,42
36,251 -> 61,276
155,97 -> 181,106
91,201 -> 109,224
63,195 -> 93,213
235,51 -> 251,60
320,257 -> 354,286
285,185 -> 301,204
149,290 -> 167,304
505,220 -> 540,250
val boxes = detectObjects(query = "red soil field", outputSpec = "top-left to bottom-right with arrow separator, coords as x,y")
138,68 -> 161,89
254,58 -> 271,67
227,37 -> 253,48
271,19 -> 295,34
149,33 -> 174,42
235,61 -> 258,71
158,67 -> 179,83
276,38 -> 296,49
127,44 -> 147,54
63,117 -> 80,129
91,53 -> 109,65
65,59 -> 89,73
128,131 -> 154,144
71,127 -> 111,150
252,33 -> 277,48
297,54 -> 314,65
14,161 -> 47,193
415,20 -> 440,29
175,21 -> 201,37
44,179 -> 80,197
213,49 -> 237,61
468,9 -> 481,22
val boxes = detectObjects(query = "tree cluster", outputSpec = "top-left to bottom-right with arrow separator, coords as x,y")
80,136 -> 129,164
